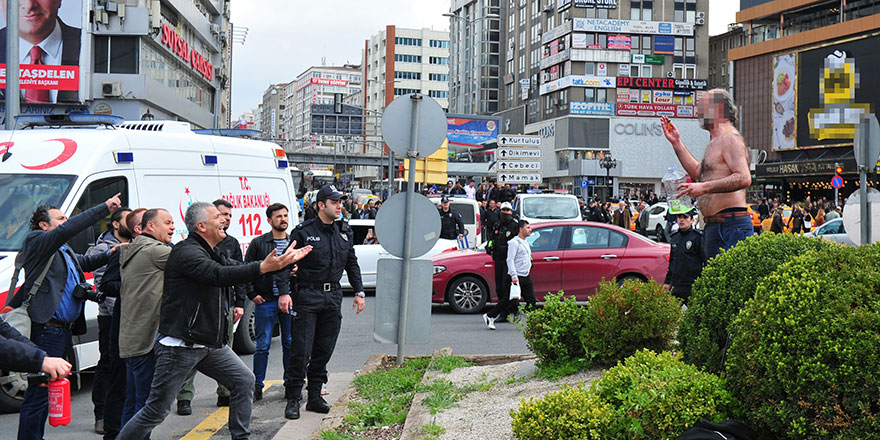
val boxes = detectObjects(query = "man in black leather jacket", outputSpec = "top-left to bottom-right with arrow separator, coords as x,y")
117,202 -> 311,440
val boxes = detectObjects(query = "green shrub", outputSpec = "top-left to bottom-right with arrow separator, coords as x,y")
580,280 -> 682,366
594,350 -> 737,439
725,244 -> 880,439
679,233 -> 831,373
510,383 -> 612,440
521,291 -> 589,362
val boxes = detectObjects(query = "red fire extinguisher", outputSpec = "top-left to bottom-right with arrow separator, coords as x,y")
48,378 -> 71,427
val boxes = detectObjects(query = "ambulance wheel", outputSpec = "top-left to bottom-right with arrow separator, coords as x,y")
0,369 -> 25,413
233,301 -> 256,355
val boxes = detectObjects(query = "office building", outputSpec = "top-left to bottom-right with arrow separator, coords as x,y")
287,65 -> 362,150
5,0 -> 235,128
260,83 -> 285,141
731,0 -> 880,201
493,0 -> 711,198
707,24 -> 745,91
448,0 -> 503,115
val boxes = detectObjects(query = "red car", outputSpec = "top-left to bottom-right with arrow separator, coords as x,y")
431,221 -> 670,313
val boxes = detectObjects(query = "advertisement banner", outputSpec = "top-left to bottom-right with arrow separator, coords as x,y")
574,0 -> 617,8
597,62 -> 607,76
0,0 -> 83,103
608,35 -> 631,49
796,35 -> 878,149
772,53 -> 796,150
447,115 -> 500,149
616,77 -> 708,90
617,88 -> 631,102
654,35 -> 675,54
573,18 -> 694,36
616,103 -> 695,118
652,90 -> 673,104
569,101 -> 615,116
311,78 -> 348,87
572,33 -> 587,49
540,75 -> 615,95
644,55 -> 665,65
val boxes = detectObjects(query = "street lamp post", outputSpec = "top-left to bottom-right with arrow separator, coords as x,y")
599,154 -> 618,202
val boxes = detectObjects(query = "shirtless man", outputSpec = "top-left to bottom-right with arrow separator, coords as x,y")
661,88 -> 753,260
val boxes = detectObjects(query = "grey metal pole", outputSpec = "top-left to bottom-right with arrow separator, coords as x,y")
396,93 -> 421,365
860,119 -> 871,245
5,0 -> 19,130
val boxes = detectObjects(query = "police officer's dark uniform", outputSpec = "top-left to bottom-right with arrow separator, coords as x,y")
484,203 -> 520,322
438,196 -> 465,240
664,208 -> 707,305
283,185 -> 363,420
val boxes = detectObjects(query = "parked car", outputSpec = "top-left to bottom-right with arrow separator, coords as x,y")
805,217 -> 855,246
512,193 -> 582,224
430,221 -> 670,313
340,219 -> 460,289
428,196 -> 483,248
644,202 -> 670,239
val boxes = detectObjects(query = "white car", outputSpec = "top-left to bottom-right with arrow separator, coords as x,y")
340,219 -> 460,289
428,196 -> 483,248
644,202 -> 670,239
512,193 -> 582,224
806,218 -> 855,246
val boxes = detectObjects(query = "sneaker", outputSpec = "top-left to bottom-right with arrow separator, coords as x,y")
483,313 -> 496,330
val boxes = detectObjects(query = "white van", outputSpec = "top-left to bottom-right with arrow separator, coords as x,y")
512,193 -> 582,224
0,116 -> 299,411
428,196 -> 483,248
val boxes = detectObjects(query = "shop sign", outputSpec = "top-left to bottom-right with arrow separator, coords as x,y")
608,35 -> 631,50
311,78 -> 348,87
574,0 -> 617,8
652,90 -> 673,104
573,18 -> 694,36
570,101 -> 615,115
616,76 -> 707,90
756,158 -> 857,177
654,35 -> 675,54
161,23 -> 214,81
615,103 -> 695,118
540,75 -> 615,95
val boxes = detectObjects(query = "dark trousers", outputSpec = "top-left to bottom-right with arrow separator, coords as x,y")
92,315 -> 113,422
704,215 -> 754,260
102,301 -> 127,440
123,352 -> 156,426
18,324 -> 71,440
488,274 -> 536,319
488,256 -> 512,320
284,291 -> 342,400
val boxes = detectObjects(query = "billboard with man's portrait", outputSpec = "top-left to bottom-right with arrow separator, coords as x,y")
0,0 -> 83,104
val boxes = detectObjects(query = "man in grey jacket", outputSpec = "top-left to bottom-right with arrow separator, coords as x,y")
119,209 -> 174,425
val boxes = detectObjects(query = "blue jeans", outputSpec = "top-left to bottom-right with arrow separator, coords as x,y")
118,343 -> 254,440
704,215 -> 754,260
18,324 -> 71,440
123,351 -> 156,426
253,300 -> 292,388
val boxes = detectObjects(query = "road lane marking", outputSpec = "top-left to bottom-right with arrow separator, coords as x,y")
180,380 -> 284,440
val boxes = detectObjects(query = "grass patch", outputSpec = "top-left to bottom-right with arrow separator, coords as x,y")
352,356 -> 431,401
428,354 -> 473,373
419,374 -> 496,414
319,431 -> 362,440
534,357 -> 592,381
421,423 -> 446,440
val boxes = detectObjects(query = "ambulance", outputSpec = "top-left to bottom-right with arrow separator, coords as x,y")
0,114 -> 299,411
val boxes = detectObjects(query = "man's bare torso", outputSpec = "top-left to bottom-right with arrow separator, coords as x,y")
698,129 -> 749,217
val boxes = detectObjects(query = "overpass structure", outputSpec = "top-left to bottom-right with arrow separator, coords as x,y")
286,151 -> 396,168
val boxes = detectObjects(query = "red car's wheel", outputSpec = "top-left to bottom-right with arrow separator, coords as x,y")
447,276 -> 488,314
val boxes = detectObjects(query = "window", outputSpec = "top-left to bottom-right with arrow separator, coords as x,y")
94,36 -> 138,74
527,226 -> 564,251
69,176 -> 129,253
141,43 -> 213,111
597,89 -> 607,103
395,54 -> 422,63
395,71 -> 422,80
394,88 -> 420,95
395,37 -> 422,46
429,40 -> 449,48
428,90 -> 449,98
0,174 -> 76,252
584,88 -> 595,102
630,0 -> 653,20
640,65 -> 652,77
584,62 -> 595,75
429,56 -> 449,65
597,34 -> 607,48
570,226 -> 611,249
429,73 -> 450,82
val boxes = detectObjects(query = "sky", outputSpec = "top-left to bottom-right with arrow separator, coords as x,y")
229,0 -> 739,118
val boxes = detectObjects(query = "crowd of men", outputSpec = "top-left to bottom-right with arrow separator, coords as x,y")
3,185 -> 365,440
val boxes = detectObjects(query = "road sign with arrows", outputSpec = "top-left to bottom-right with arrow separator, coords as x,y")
498,160 -> 541,171
498,173 -> 542,184
497,148 -> 541,159
497,135 -> 541,147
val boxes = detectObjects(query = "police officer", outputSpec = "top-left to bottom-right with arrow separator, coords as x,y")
279,185 -> 365,420
482,202 -> 520,326
437,195 -> 465,240
663,204 -> 707,306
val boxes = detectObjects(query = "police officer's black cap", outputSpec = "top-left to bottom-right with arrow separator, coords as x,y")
441,195 -> 450,203
317,185 -> 347,202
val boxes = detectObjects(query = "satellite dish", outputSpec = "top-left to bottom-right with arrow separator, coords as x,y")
842,188 -> 880,245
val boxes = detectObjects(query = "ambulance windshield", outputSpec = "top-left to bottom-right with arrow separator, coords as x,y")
0,174 -> 76,252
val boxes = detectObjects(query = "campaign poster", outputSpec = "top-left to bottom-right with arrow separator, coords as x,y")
0,0 -> 83,103
447,114 -> 501,149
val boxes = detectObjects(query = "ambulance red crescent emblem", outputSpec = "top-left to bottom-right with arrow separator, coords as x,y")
20,138 -> 77,170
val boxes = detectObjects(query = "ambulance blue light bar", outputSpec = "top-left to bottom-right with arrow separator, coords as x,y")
114,151 -> 134,163
16,114 -> 124,128
202,154 -> 218,165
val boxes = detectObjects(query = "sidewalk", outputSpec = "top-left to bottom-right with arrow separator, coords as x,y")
271,372 -> 355,440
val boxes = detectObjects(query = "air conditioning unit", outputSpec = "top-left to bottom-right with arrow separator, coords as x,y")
150,0 -> 161,29
695,17 -> 705,25
211,23 -> 221,35
696,11 -> 706,19
666,71 -> 675,78
102,82 -> 122,97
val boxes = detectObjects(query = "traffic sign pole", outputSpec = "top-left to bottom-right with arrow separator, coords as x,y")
860,118 -> 871,245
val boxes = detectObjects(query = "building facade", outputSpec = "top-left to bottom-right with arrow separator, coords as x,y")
492,0 -> 710,198
260,83 -> 285,141
448,0 -> 503,115
707,24 -> 745,91
730,0 -> 880,202
287,65 -> 362,151
3,0 -> 235,128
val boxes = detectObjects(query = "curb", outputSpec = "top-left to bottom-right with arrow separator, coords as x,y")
308,353 -> 389,439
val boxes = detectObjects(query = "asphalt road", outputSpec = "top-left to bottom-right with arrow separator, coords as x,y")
0,296 -> 531,439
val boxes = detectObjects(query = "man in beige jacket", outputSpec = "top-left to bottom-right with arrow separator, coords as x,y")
118,208 -> 175,425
